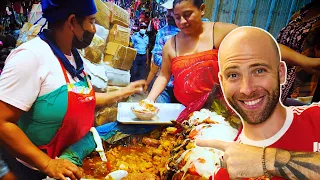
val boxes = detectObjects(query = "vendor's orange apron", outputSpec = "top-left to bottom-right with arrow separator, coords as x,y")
171,49 -> 220,106
38,61 -> 96,158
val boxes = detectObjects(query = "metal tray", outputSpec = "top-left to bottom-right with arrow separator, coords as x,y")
117,102 -> 185,125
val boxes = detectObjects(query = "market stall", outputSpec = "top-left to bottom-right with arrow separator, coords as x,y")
83,102 -> 240,179
1,0 -> 318,179
4,3 -> 243,178
1,0 -> 173,125
54,84 -> 241,179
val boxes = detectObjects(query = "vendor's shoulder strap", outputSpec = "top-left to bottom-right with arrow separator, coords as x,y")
213,22 -> 216,49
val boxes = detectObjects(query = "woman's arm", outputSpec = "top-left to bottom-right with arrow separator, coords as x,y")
213,22 -> 238,49
0,171 -> 17,180
0,101 -> 82,180
147,41 -> 172,102
279,44 -> 320,76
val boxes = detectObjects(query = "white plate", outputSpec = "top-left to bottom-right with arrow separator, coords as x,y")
117,102 -> 185,124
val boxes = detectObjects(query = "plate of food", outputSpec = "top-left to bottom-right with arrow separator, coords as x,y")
117,100 -> 185,124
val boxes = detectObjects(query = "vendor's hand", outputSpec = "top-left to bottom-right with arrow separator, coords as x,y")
144,83 -> 149,92
44,159 -> 82,180
124,80 -> 147,96
300,57 -> 320,76
196,139 -> 265,179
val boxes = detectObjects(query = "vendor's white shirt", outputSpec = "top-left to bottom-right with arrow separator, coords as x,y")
0,37 -> 78,112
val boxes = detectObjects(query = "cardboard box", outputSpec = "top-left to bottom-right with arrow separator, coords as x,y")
105,2 -> 130,28
108,24 -> 130,47
94,0 -> 111,29
104,42 -> 137,70
95,106 -> 118,126
81,35 -> 105,63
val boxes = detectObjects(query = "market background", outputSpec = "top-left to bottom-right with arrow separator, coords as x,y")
0,0 -> 314,126
0,0 -> 317,178
0,0 -> 313,37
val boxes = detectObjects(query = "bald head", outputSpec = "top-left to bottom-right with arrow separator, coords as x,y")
218,26 -> 280,71
217,27 -> 287,126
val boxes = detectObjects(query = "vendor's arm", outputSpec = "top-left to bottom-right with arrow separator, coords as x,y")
196,139 -> 320,179
279,44 -> 320,76
0,50 -> 81,180
147,40 -> 172,102
95,80 -> 146,107
0,102 -> 82,180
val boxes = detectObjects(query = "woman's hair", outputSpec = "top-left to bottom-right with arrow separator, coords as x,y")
173,0 -> 204,9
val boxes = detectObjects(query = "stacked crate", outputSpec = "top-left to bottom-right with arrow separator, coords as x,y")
103,1 -> 137,71
91,0 -> 138,125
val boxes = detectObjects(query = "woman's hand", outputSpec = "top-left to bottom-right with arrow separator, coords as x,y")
44,159 -> 82,180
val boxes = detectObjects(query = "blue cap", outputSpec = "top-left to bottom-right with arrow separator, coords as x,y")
41,0 -> 97,23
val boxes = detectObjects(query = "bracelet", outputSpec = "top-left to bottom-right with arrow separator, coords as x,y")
262,146 -> 273,179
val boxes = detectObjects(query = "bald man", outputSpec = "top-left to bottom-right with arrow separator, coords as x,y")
197,27 -> 320,180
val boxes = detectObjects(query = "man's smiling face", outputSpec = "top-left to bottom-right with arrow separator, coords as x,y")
218,27 -> 285,125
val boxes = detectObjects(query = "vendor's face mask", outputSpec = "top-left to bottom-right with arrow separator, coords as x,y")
72,21 -> 95,49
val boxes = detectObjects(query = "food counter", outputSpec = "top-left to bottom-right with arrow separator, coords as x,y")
80,97 -> 241,180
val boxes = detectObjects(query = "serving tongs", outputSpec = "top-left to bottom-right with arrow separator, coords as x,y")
90,127 -> 108,162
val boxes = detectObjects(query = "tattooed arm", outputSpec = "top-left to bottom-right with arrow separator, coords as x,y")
196,139 -> 320,179
266,148 -> 320,180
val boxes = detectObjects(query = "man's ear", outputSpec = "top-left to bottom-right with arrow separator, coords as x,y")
218,71 -> 223,84
67,14 -> 76,31
200,4 -> 206,17
279,61 -> 287,85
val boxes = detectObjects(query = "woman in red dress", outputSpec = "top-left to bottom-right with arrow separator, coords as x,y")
147,0 -> 237,107
147,0 -> 320,110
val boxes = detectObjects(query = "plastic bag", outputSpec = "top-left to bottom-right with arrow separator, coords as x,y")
95,24 -> 109,41
104,64 -> 130,87
83,58 -> 108,92
28,3 -> 46,25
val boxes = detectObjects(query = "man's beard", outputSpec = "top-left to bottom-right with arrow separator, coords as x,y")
227,79 -> 280,125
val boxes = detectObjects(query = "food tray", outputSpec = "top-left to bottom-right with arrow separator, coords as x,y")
117,102 -> 185,124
